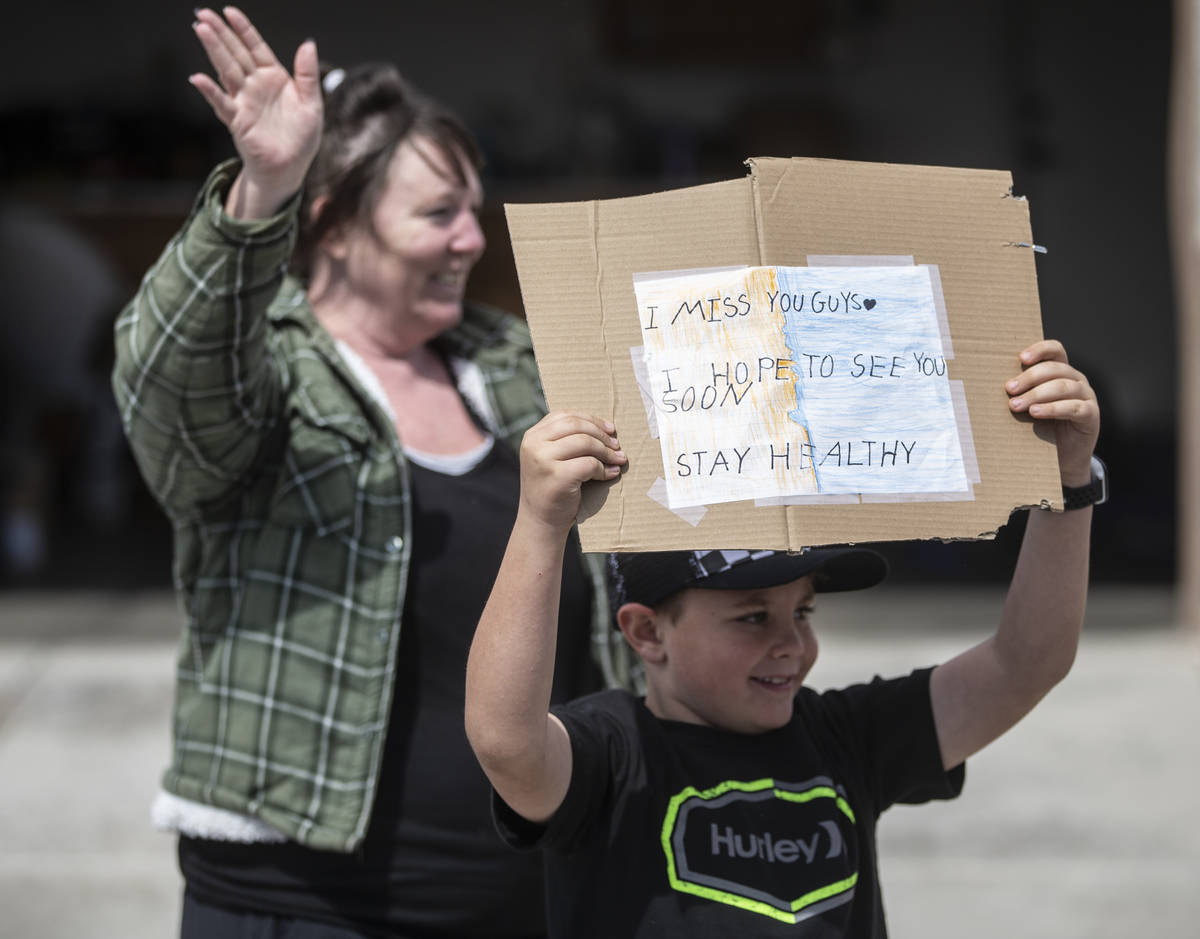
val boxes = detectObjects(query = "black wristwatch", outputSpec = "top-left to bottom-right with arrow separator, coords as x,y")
1062,455 -> 1107,510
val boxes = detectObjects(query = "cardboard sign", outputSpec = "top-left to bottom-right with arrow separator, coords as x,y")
505,157 -> 1062,552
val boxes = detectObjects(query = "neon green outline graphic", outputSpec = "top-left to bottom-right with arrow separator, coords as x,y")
660,777 -> 857,924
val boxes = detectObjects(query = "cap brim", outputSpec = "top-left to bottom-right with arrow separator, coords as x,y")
698,548 -> 888,594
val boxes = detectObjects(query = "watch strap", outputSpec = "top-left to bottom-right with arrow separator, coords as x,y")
1061,455 -> 1107,510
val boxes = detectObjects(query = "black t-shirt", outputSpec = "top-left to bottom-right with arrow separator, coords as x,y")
181,441 -> 599,937
495,669 -> 963,939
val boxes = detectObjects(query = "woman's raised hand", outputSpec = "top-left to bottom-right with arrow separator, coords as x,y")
190,7 -> 323,218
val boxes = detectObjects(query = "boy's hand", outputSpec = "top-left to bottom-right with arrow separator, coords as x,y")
1006,339 -> 1100,487
518,412 -> 626,534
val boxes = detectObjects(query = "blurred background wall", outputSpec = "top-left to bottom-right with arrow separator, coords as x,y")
0,0 -> 1174,590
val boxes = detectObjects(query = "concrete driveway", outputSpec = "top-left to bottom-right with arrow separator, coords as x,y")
1,584 -> 1196,938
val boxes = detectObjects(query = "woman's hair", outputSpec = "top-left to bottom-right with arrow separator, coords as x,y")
293,63 -> 483,280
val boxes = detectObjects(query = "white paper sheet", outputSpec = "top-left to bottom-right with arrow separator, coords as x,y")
632,265 -> 971,510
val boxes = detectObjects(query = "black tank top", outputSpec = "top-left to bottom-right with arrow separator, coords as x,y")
180,441 -> 599,937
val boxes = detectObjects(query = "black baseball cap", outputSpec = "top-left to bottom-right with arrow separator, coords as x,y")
609,548 -> 888,610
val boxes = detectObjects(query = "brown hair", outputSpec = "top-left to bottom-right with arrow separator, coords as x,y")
293,63 -> 483,280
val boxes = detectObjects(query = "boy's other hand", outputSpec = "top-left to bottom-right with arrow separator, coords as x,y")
1005,339 -> 1100,487
518,412 -> 626,534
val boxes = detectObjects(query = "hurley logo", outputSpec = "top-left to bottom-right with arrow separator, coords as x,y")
709,819 -> 844,864
662,777 -> 858,925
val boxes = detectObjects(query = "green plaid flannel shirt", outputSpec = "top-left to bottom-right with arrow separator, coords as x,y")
112,161 -> 632,851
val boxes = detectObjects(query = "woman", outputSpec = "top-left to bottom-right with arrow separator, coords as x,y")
112,7 -> 631,937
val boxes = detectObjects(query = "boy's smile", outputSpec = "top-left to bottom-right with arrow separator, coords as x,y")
641,576 -> 819,734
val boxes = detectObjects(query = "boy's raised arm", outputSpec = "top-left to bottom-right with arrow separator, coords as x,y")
465,413 -> 626,823
930,339 -> 1101,770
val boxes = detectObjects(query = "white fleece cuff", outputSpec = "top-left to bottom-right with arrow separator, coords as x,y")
151,789 -> 289,843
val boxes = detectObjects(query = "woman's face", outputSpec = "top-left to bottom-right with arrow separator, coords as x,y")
338,136 -> 486,342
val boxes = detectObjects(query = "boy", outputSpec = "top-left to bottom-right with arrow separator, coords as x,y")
465,339 -> 1100,937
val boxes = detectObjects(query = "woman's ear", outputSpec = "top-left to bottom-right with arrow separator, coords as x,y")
617,602 -> 667,665
308,194 -> 330,226
309,195 -> 349,260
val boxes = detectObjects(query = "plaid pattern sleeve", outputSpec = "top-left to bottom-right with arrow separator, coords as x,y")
112,160 -> 296,518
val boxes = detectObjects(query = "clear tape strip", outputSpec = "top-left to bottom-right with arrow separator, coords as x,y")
950,378 -> 982,484
805,255 -> 915,267
648,477 -> 707,526
629,345 -> 659,439
754,494 -> 862,507
859,488 -> 974,504
633,264 -> 749,284
926,264 -> 954,360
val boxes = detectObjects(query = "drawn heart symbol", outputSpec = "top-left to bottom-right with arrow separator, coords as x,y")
863,298 -> 877,310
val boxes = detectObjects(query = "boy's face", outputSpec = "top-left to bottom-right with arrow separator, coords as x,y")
643,575 -> 818,734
